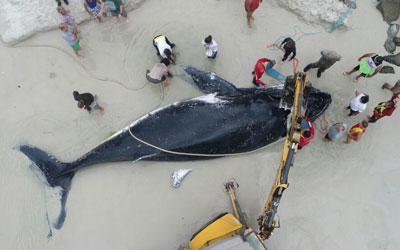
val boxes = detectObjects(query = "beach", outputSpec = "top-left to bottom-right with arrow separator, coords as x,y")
1,0 -> 400,249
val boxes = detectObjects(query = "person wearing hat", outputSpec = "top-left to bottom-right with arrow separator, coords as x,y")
303,50 -> 341,78
343,53 -> 384,82
368,94 -> 399,123
73,91 -> 104,115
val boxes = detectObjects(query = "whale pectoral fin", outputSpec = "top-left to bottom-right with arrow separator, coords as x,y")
180,66 -> 242,97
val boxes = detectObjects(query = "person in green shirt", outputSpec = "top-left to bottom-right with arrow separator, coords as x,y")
102,0 -> 129,23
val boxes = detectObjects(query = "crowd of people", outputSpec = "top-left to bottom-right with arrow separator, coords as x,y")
58,0 -> 398,147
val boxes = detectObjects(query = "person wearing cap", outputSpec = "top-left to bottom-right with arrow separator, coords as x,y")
251,57 -> 272,88
343,53 -> 384,82
303,50 -> 341,78
323,122 -> 347,142
346,90 -> 369,116
73,91 -> 104,115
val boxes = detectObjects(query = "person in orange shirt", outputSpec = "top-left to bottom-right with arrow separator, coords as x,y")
343,120 -> 368,144
245,0 -> 263,28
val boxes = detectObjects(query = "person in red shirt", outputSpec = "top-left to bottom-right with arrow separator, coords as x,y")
368,94 -> 399,123
252,58 -> 271,88
343,120 -> 368,144
298,117 -> 314,150
245,0 -> 263,28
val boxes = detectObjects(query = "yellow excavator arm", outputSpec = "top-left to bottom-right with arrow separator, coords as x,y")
257,72 -> 309,240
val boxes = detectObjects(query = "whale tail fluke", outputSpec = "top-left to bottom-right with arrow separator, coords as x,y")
18,144 -> 75,233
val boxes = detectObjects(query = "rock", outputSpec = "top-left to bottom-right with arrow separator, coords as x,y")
377,0 -> 400,24
394,37 -> 400,46
380,65 -> 396,74
384,24 -> 400,53
339,0 -> 357,9
382,52 -> 400,66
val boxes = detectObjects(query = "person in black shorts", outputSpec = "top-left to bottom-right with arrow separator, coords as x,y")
343,53 -> 383,82
73,91 -> 104,115
279,37 -> 296,62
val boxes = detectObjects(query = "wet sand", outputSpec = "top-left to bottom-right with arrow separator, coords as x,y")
1,0 -> 400,249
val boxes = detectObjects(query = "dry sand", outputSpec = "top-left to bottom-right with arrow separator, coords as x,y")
0,0 -> 400,249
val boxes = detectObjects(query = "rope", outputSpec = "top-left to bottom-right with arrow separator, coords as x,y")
0,35 -> 148,91
127,126 -> 280,157
327,0 -> 357,33
268,25 -> 321,51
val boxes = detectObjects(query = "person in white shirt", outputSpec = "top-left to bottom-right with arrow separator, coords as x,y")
346,90 -> 369,116
153,35 -> 175,63
202,35 -> 218,59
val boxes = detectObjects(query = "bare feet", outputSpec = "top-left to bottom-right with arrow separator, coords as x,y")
125,17 -> 129,23
343,71 -> 350,75
353,78 -> 358,83
77,54 -> 84,59
100,108 -> 104,116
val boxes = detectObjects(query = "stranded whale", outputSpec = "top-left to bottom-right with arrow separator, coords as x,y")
19,66 -> 331,233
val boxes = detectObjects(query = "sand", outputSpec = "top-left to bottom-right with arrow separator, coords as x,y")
0,0 -> 400,250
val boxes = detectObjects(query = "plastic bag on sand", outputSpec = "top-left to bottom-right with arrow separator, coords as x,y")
171,169 -> 192,188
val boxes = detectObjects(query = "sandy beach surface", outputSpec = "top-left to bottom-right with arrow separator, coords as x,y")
1,0 -> 400,249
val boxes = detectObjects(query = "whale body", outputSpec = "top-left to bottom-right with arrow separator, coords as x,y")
19,66 -> 331,233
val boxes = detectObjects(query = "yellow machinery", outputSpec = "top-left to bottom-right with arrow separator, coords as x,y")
179,72 -> 310,250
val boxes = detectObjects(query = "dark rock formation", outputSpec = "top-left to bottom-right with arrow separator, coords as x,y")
384,24 -> 400,53
383,52 -> 400,66
377,0 -> 400,24
394,37 -> 400,46
380,65 -> 395,73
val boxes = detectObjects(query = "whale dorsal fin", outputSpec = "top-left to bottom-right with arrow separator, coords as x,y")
181,66 -> 242,97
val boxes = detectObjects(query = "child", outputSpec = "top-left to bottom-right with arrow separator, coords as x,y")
57,6 -> 76,26
202,35 -> 218,59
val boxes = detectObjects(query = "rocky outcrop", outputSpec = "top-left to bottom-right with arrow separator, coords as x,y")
276,0 -> 349,26
380,65 -> 395,74
377,0 -> 400,24
383,52 -> 400,66
384,24 -> 400,54
0,0 -> 144,43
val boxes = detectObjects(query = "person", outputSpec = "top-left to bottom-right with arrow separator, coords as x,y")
73,91 -> 104,115
59,23 -> 84,59
303,50 -> 341,78
84,0 -> 105,23
102,0 -> 129,23
202,35 -> 218,59
368,94 -> 399,123
343,120 -> 368,144
298,117 -> 314,149
153,35 -> 176,63
343,53 -> 383,82
381,79 -> 400,94
278,37 -> 296,62
323,122 -> 347,142
346,91 -> 369,116
56,0 -> 69,7
146,58 -> 171,87
245,0 -> 262,28
252,58 -> 272,88
57,6 -> 76,27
